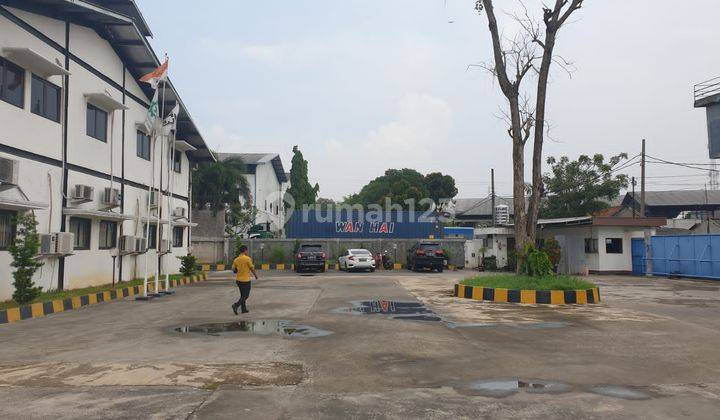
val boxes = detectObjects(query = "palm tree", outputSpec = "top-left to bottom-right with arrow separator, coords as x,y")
192,155 -> 252,213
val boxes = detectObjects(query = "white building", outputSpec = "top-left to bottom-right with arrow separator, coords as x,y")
0,1 -> 212,300
216,153 -> 289,237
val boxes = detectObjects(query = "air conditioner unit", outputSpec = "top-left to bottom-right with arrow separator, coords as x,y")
159,239 -> 172,255
72,184 -> 94,202
0,157 -> 19,187
135,237 -> 148,254
172,207 -> 186,219
39,233 -> 74,256
119,235 -> 137,254
149,190 -> 159,208
102,187 -> 121,208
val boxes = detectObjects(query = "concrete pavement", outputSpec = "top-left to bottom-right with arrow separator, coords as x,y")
1,270 -> 719,419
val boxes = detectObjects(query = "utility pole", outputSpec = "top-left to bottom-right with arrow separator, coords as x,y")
640,138 -> 646,218
491,168 -> 496,227
631,177 -> 636,218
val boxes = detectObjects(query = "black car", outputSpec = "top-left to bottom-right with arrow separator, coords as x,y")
406,242 -> 446,272
295,244 -> 327,272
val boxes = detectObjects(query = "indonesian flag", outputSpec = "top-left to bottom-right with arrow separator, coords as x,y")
139,58 -> 168,89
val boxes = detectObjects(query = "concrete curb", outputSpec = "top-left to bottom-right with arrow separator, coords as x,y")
0,273 -> 209,325
454,284 -> 601,305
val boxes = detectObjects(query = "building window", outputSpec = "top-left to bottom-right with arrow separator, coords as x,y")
30,75 -> 60,122
0,58 -> 24,108
173,150 -> 182,173
86,103 -> 108,142
137,130 -> 151,160
173,226 -> 184,247
0,210 -> 17,250
605,238 -> 623,254
99,220 -> 117,250
584,238 -> 598,254
145,224 -> 158,249
69,217 -> 91,250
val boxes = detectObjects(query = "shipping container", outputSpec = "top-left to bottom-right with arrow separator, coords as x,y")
444,227 -> 474,240
286,209 -> 443,239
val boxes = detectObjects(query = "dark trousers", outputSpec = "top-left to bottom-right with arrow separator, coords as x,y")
235,281 -> 251,311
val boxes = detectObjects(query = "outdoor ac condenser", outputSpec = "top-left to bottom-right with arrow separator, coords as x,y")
119,235 -> 137,254
0,156 -> 19,188
135,237 -> 148,254
72,184 -> 94,201
102,187 -> 121,208
159,239 -> 172,255
39,233 -> 75,256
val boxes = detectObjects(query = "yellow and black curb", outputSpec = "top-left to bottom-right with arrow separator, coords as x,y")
0,273 -> 208,325
454,284 -> 600,305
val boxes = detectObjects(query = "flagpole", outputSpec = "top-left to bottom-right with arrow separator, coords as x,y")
166,124 -> 176,292
142,126 -> 155,298
155,80 -> 166,294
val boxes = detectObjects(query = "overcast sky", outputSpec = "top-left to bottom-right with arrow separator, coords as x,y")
139,0 -> 720,200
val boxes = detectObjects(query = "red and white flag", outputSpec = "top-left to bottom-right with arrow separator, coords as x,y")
139,58 -> 168,89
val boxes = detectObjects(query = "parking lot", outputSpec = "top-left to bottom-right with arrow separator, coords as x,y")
1,269 -> 720,419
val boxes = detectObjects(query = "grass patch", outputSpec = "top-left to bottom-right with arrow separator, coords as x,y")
0,274 -> 188,311
461,275 -> 596,291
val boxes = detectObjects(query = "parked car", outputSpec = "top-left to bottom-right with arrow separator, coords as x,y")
339,249 -> 376,272
407,242 -> 446,272
295,244 -> 327,273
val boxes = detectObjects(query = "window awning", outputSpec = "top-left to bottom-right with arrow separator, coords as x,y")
85,93 -> 129,112
174,140 -> 197,152
0,197 -> 48,211
140,216 -> 197,227
64,208 -> 134,221
1,47 -> 70,78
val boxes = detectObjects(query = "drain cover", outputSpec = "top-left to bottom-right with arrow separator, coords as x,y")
330,300 -> 441,322
174,320 -> 333,338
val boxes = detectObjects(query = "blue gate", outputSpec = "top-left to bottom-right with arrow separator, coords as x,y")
641,235 -> 720,280
631,238 -> 646,275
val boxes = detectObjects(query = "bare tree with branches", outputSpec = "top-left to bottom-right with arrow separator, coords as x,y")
475,0 -> 584,265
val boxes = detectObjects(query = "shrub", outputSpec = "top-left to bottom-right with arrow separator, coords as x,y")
542,238 -> 561,268
293,239 -> 301,255
519,244 -> 554,277
482,255 -> 498,271
10,213 -> 44,305
442,247 -> 452,261
269,247 -> 286,264
178,254 -> 198,277
507,250 -> 517,272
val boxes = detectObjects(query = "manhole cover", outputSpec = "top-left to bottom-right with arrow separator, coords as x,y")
174,320 -> 333,338
330,300 -> 441,322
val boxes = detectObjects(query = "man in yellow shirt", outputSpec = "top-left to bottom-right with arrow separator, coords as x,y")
231,245 -> 258,314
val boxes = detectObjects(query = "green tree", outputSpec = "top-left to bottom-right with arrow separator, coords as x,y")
10,213 -> 44,304
286,146 -> 319,207
345,169 -> 428,209
193,156 -> 251,214
225,203 -> 258,236
541,153 -> 629,218
424,172 -> 458,207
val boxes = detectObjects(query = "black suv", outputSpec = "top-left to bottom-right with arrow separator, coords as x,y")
295,244 -> 327,273
406,242 -> 446,272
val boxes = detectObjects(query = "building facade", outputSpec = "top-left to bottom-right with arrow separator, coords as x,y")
217,153 -> 289,237
0,1 -> 212,300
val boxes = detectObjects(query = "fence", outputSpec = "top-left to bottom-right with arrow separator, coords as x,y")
632,235 -> 720,280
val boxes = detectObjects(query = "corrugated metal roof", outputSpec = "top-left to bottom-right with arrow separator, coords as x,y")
454,196 -> 515,217
625,190 -> 720,206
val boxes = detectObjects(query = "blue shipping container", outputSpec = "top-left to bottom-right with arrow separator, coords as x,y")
286,210 -> 443,239
444,227 -> 474,240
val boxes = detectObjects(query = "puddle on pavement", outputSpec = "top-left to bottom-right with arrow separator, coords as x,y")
174,320 -> 333,338
447,321 -> 571,329
588,385 -> 651,400
330,300 -> 442,322
469,378 -> 571,397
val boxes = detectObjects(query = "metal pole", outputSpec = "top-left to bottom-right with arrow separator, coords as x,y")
631,177 -> 636,218
154,81 -> 166,294
491,168 -> 496,227
640,139 -> 646,217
